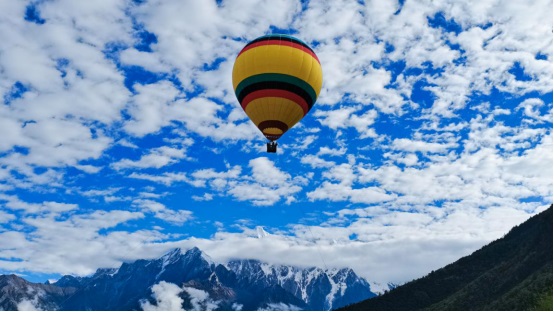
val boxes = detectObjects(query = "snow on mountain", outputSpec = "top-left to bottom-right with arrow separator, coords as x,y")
1,247 -> 381,311
156,247 -> 183,279
227,259 -> 376,310
0,275 -> 78,311
256,226 -> 270,238
367,281 -> 395,295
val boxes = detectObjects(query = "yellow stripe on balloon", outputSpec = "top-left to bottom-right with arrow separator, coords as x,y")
263,127 -> 283,135
233,44 -> 322,97
245,97 -> 305,130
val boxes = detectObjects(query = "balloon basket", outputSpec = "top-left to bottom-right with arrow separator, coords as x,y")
266,142 -> 277,153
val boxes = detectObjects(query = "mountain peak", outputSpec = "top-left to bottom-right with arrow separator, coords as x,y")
93,268 -> 118,277
0,274 -> 27,288
183,247 -> 215,265
256,226 -> 270,238
161,247 -> 182,259
185,246 -> 200,254
157,248 -> 183,272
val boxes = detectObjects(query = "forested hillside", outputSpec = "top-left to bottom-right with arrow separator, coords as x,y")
341,206 -> 553,311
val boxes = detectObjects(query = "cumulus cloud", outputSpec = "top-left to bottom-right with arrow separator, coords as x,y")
0,211 -> 15,223
128,172 -> 191,186
226,158 -> 306,206
0,206 -> 167,276
307,162 -> 397,204
133,199 -> 193,225
186,157 -> 307,206
17,297 -> 42,311
183,287 -> 220,311
517,98 -> 552,123
119,48 -> 171,73
261,302 -> 302,311
141,281 -> 184,311
124,81 -> 182,137
141,282 -> 220,311
173,201 -> 546,284
314,107 -> 379,138
112,145 -> 192,170
391,138 -> 458,153
0,0 -> 551,288
0,2 -> 132,193
0,194 -> 78,215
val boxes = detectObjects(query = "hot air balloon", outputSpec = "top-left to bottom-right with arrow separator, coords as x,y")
232,34 -> 322,153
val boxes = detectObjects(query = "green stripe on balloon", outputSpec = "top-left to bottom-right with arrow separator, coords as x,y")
235,73 -> 317,106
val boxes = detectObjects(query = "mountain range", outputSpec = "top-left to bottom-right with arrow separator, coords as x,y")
341,205 -> 553,311
3,206 -> 551,311
0,247 -> 378,311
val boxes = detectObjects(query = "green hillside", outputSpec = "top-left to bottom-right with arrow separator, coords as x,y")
341,206 -> 553,311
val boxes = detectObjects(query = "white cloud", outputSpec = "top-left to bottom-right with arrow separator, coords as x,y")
191,165 -> 242,189
0,0 -> 550,289
228,158 -> 305,206
391,138 -> 458,153
357,136 -> 552,205
141,282 -> 221,311
134,199 -> 193,225
119,0 -> 301,142
81,188 -> 121,200
191,193 -> 214,202
261,302 -> 302,311
314,107 -> 379,138
17,297 -> 42,311
308,182 -> 396,204
249,157 -> 291,188
177,201 -> 546,284
119,48 -> 171,73
0,195 -> 78,215
131,0 -> 300,89
0,0 -> 132,188
300,154 -> 336,169
124,81 -> 181,137
391,153 -> 420,166
317,146 -> 347,157
0,210 -> 15,223
517,98 -> 552,123
183,287 -> 220,311
0,118 -> 112,170
177,97 -> 259,142
0,207 -> 169,276
307,162 -> 396,204
296,0 -> 551,120
128,172 -> 190,186
141,281 -> 184,311
187,158 -> 306,206
74,164 -> 103,174
112,145 -> 192,170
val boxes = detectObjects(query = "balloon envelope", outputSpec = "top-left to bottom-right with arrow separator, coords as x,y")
232,34 -> 322,141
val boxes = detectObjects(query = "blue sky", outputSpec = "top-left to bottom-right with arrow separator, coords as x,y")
0,0 -> 552,286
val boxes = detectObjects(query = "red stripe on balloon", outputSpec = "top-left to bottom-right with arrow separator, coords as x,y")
241,89 -> 309,115
237,40 -> 320,64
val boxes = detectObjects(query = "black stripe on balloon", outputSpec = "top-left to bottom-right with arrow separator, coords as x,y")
238,81 -> 314,111
258,120 -> 289,133
246,35 -> 315,54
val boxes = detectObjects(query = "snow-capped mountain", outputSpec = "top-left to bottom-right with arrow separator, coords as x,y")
227,260 -> 374,310
1,247 -> 384,311
0,274 -> 77,310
